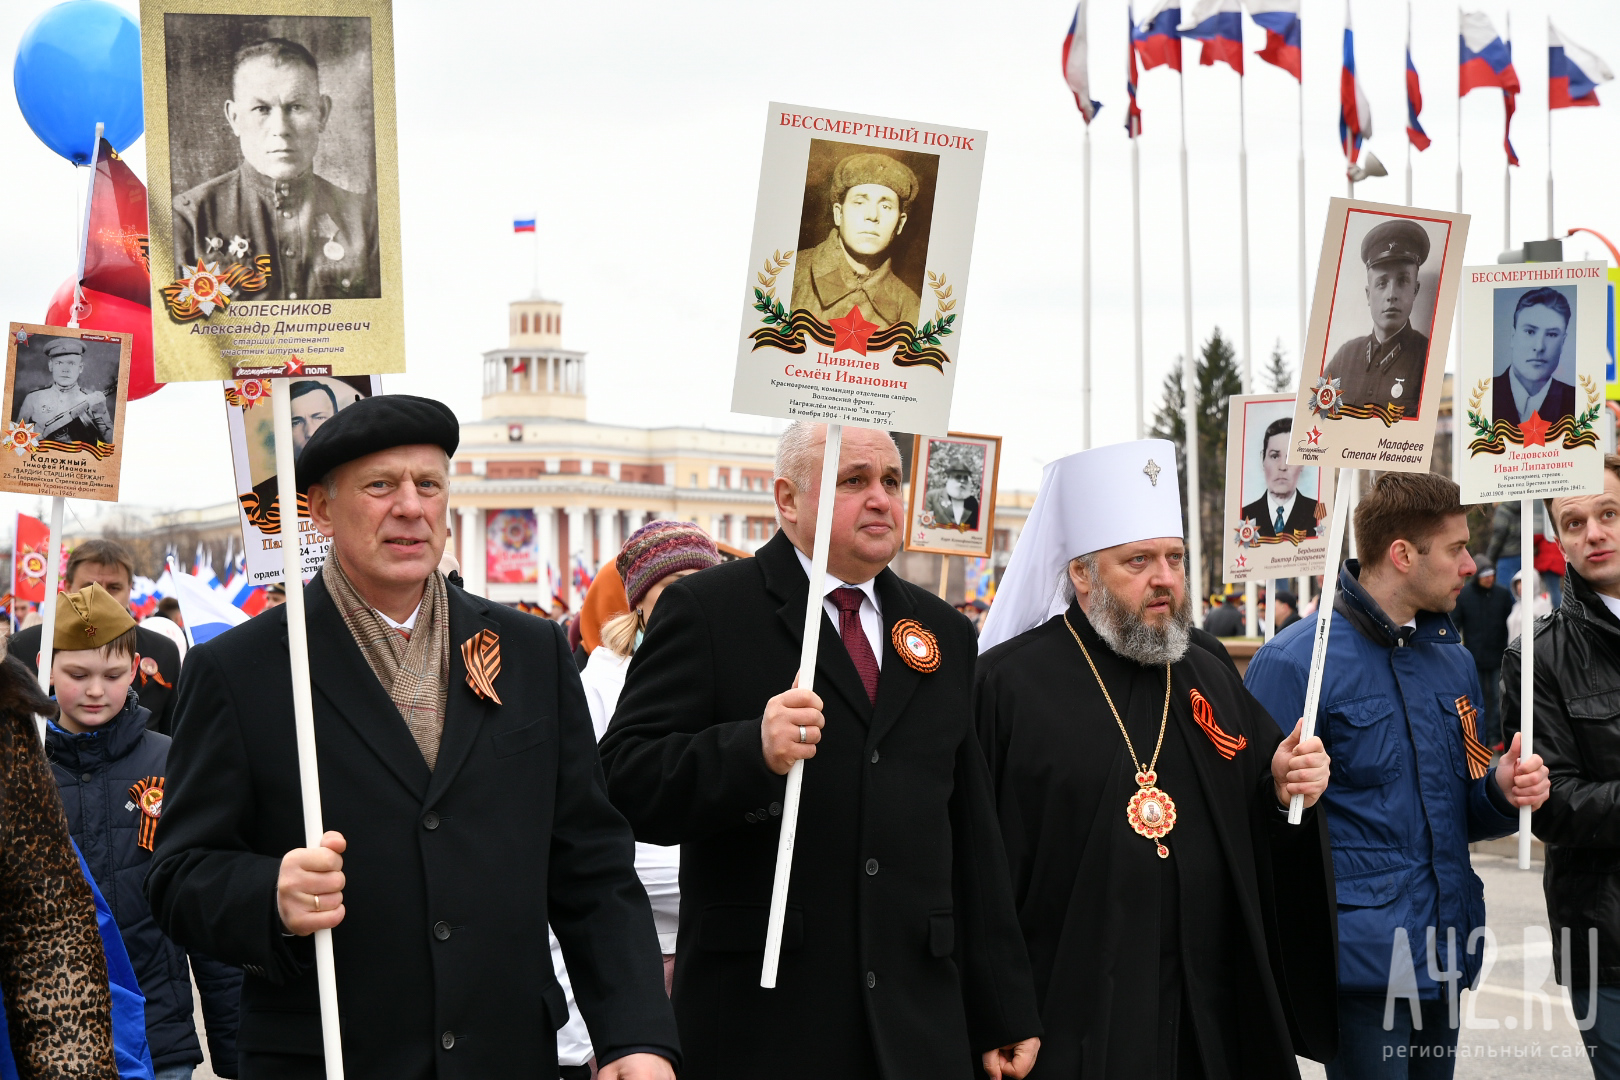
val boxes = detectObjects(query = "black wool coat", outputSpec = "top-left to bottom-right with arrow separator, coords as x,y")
145,573 -> 679,1080
599,532 -> 1041,1080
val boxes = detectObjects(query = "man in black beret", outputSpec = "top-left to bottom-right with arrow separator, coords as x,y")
147,394 -> 679,1080
1323,218 -> 1434,414
790,151 -> 924,330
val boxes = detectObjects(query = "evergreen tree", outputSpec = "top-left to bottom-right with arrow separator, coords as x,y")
1149,328 -> 1245,602
1263,340 -> 1293,394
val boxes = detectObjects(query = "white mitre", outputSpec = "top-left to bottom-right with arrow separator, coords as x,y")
977,439 -> 1185,653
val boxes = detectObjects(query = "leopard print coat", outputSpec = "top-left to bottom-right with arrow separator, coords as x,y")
0,654 -> 116,1078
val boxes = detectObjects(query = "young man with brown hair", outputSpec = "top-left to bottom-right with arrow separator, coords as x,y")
1506,453 -> 1620,1075
1246,471 -> 1549,1079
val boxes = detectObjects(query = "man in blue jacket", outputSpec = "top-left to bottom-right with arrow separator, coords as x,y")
1245,471 -> 1549,1079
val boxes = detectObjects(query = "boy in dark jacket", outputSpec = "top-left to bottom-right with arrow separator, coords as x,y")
45,583 -> 241,1080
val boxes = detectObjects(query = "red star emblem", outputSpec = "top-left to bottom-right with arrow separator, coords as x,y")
284,355 -> 303,375
829,306 -> 879,355
1234,554 -> 1248,569
1305,426 -> 1323,446
1520,410 -> 1550,448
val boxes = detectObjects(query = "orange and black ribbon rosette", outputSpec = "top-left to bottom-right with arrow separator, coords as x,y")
128,776 -> 164,851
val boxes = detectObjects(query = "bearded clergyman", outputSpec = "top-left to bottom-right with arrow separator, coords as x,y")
972,439 -> 1339,1079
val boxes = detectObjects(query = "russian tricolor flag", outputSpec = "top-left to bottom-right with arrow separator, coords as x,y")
1550,22 -> 1613,110
1134,0 -> 1183,72
1126,5 -> 1145,136
1247,0 -> 1301,80
1459,12 -> 1519,95
1062,2 -> 1103,123
1340,2 -> 1371,164
1179,0 -> 1244,74
1406,47 -> 1430,150
513,219 -> 536,233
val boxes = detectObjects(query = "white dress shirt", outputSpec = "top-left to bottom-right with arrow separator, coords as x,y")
795,546 -> 883,669
1265,491 -> 1298,531
1510,370 -> 1554,423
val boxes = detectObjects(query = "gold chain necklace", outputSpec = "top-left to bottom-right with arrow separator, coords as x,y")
1064,613 -> 1177,858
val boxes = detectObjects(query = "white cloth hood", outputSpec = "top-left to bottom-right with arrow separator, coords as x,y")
977,439 -> 1184,653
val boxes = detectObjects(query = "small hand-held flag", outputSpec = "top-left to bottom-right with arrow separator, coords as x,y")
1247,0 -> 1301,80
1134,1 -> 1184,72
1179,0 -> 1244,73
1062,2 -> 1103,123
1339,2 -> 1372,164
1550,22 -> 1613,109
512,218 -> 536,233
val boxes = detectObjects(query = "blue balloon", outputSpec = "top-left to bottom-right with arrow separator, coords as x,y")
13,0 -> 144,165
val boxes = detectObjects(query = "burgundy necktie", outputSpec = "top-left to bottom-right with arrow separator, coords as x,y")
830,587 -> 879,703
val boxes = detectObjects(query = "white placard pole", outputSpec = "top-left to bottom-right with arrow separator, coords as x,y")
762,423 -> 843,988
1518,498 -> 1534,869
271,384 -> 345,1077
1290,466 -> 1357,824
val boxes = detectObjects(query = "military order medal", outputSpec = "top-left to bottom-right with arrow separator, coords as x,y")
324,240 -> 345,262
891,619 -> 941,673
1065,614 -> 1177,859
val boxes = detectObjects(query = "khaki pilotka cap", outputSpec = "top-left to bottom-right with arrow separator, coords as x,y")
54,582 -> 136,651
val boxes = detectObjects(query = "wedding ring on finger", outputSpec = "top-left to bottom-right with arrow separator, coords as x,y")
312,894 -> 321,912
798,725 -> 807,744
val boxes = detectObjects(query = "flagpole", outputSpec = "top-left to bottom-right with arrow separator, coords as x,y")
1297,72 -> 1308,613
1132,124 -> 1145,442
1546,23 -> 1555,239
1455,9 -> 1466,484
1239,71 -> 1256,638
1504,11 -> 1513,252
1177,66 -> 1201,621
1083,121 -> 1093,449
1406,2 -> 1415,206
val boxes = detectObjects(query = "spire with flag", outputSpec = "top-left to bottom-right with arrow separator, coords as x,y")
1062,2 -> 1102,122
1179,0 -> 1243,73
1134,1 -> 1183,72
1550,22 -> 1613,110
1339,2 -> 1371,165
1248,0 -> 1301,79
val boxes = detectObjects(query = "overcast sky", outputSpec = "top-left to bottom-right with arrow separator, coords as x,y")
1,0 -> 1616,534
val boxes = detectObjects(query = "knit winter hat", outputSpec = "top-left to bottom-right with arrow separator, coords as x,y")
617,520 -> 721,611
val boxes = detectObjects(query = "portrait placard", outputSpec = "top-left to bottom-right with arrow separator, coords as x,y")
1456,262 -> 1608,503
0,324 -> 132,501
1222,394 -> 1339,584
904,432 -> 1001,557
224,374 -> 382,584
139,0 -> 406,382
731,103 -> 987,435
486,509 -> 538,584
1287,198 -> 1469,473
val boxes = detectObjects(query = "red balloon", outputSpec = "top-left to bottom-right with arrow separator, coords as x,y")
44,277 -> 164,400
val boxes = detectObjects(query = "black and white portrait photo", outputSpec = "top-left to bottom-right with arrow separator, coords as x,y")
162,13 -> 381,302
1320,211 -> 1452,415
10,333 -> 119,446
922,439 -> 984,531
244,374 -> 376,517
905,432 -> 1000,557
791,140 -> 940,331
1492,285 -> 1578,426
1238,402 -> 1320,539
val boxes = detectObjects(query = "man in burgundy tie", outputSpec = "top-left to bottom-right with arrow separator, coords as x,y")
600,422 -> 1042,1080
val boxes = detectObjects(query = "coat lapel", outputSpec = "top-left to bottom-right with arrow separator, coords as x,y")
758,533 -> 874,723
304,575 -> 432,800
867,569 -> 922,748
423,586 -> 499,806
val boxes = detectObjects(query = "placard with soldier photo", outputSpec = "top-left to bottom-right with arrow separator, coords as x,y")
731,103 -> 987,435
0,323 -> 132,501
1288,198 -> 1469,474
139,0 -> 406,382
224,373 -> 382,584
1456,262 -> 1609,503
1223,394 -> 1340,585
904,432 -> 1000,558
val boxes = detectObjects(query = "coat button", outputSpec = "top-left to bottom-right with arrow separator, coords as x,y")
80,773 -> 92,783
422,811 -> 440,830
769,802 -> 781,816
745,811 -> 757,824
433,921 -> 451,941
866,971 -> 876,989
757,807 -> 768,820
865,859 -> 879,876
871,750 -> 880,764
441,1031 -> 455,1050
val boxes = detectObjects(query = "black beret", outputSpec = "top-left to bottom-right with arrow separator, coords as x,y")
294,393 -> 459,492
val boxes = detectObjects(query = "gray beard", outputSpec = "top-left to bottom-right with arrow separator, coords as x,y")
1087,578 -> 1193,666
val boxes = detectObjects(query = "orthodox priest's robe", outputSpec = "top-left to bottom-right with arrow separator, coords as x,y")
974,603 -> 1338,1079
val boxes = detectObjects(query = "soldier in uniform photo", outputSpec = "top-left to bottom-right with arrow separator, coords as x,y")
17,339 -> 114,446
1241,417 -> 1319,538
1492,286 -> 1576,427
1323,218 -> 1432,413
791,152 -> 923,330
172,37 -> 380,302
923,450 -> 981,531
250,379 -> 342,515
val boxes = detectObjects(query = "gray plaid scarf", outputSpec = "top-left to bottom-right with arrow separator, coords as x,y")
323,552 -> 450,770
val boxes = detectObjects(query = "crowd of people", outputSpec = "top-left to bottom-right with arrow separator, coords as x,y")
2,398 -> 1617,1080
